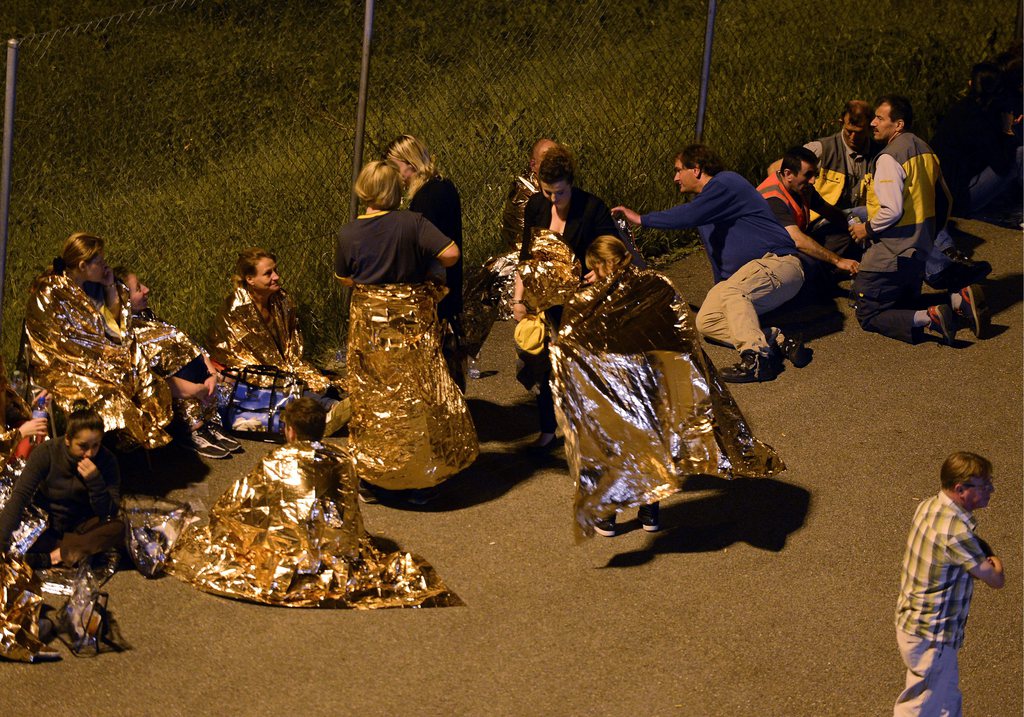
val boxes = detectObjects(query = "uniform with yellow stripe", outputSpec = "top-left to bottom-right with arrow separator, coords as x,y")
861,133 -> 951,273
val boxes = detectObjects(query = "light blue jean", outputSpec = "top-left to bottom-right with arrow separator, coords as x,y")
929,144 -> 1023,279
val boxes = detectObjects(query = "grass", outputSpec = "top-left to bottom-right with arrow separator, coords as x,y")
0,0 -> 1017,365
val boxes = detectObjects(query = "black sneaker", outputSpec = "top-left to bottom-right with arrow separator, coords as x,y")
205,424 -> 243,453
406,487 -> 440,506
931,248 -> 992,291
779,336 -> 812,368
926,304 -> 959,345
638,502 -> 661,532
720,350 -> 779,383
593,515 -> 617,537
956,284 -> 990,339
184,429 -> 230,459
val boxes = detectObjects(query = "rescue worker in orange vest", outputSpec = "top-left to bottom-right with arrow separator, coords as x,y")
757,146 -> 861,290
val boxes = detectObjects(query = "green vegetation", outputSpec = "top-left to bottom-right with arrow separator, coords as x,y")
0,0 -> 1017,366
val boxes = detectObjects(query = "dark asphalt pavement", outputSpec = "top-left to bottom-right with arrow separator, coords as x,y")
6,218 -> 1021,716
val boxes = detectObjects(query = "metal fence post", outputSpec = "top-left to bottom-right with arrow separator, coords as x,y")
694,0 -> 717,143
0,38 -> 19,323
349,0 -> 375,223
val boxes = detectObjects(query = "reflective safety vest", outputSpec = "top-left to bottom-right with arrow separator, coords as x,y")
861,133 -> 951,272
756,171 -> 807,231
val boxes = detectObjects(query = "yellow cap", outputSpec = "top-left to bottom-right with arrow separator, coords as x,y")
514,315 -> 547,354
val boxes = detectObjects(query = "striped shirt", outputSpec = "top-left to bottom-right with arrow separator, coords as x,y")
895,492 -> 986,647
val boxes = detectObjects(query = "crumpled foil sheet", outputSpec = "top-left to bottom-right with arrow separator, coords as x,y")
122,495 -> 201,578
500,172 -> 538,248
461,248 -> 520,357
133,309 -> 202,377
518,229 -> 583,313
0,458 -> 48,558
347,283 -> 478,490
615,217 -> 649,270
550,266 -> 785,538
169,441 -> 461,608
23,274 -> 172,448
207,287 -> 340,395
0,557 -> 59,662
133,310 -> 220,427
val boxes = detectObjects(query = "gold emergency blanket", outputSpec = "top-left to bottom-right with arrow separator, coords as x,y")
518,229 -> 582,313
133,311 -> 217,427
499,173 -> 538,248
169,441 -> 459,608
207,287 -> 336,394
24,274 -> 172,448
550,267 -> 785,538
461,248 -> 520,357
133,310 -> 202,378
347,283 -> 478,490
1,558 -> 59,662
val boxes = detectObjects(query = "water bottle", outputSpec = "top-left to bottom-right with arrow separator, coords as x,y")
30,393 -> 48,444
847,214 -> 862,226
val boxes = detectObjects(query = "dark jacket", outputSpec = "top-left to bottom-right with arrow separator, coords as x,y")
520,186 -> 618,275
0,437 -> 120,547
410,176 -> 463,322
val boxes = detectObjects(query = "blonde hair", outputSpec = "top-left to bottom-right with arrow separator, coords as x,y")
384,134 -> 436,199
354,160 -> 403,210
233,247 -> 277,288
59,232 -> 104,274
585,235 -> 632,274
940,451 -> 993,490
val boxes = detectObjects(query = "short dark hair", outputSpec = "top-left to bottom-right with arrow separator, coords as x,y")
538,144 -> 575,185
875,94 -> 914,130
65,403 -> 104,439
842,99 -> 873,126
969,61 -> 1003,103
675,144 -> 725,176
940,451 -> 992,490
780,146 -> 819,175
282,397 -> 326,441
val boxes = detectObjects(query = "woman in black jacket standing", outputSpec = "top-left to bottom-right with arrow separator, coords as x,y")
385,135 -> 464,326
385,135 -> 467,388
511,144 -> 618,451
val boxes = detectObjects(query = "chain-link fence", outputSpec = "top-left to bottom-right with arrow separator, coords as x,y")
704,0 -> 1020,180
1,0 -> 1019,367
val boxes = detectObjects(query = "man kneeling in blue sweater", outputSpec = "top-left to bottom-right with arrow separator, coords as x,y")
614,144 -> 809,383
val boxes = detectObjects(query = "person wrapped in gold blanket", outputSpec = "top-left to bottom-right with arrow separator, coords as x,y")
23,232 -> 172,449
169,398 -> 458,608
550,237 -> 785,538
207,248 -> 349,435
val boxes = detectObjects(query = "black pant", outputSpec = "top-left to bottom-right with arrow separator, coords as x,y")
852,258 -> 925,344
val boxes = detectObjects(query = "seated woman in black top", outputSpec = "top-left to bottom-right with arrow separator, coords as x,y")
0,405 -> 122,568
511,144 -> 618,451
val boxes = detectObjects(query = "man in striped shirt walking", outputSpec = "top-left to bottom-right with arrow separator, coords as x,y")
894,452 -> 1005,715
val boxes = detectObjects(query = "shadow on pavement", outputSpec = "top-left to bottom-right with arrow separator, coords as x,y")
983,272 -> 1023,316
466,397 -> 537,442
120,444 -> 212,495
373,448 -> 560,512
603,476 -> 811,568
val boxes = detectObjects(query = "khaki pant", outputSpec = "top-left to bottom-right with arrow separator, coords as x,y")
894,629 -> 962,717
695,254 -> 804,355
